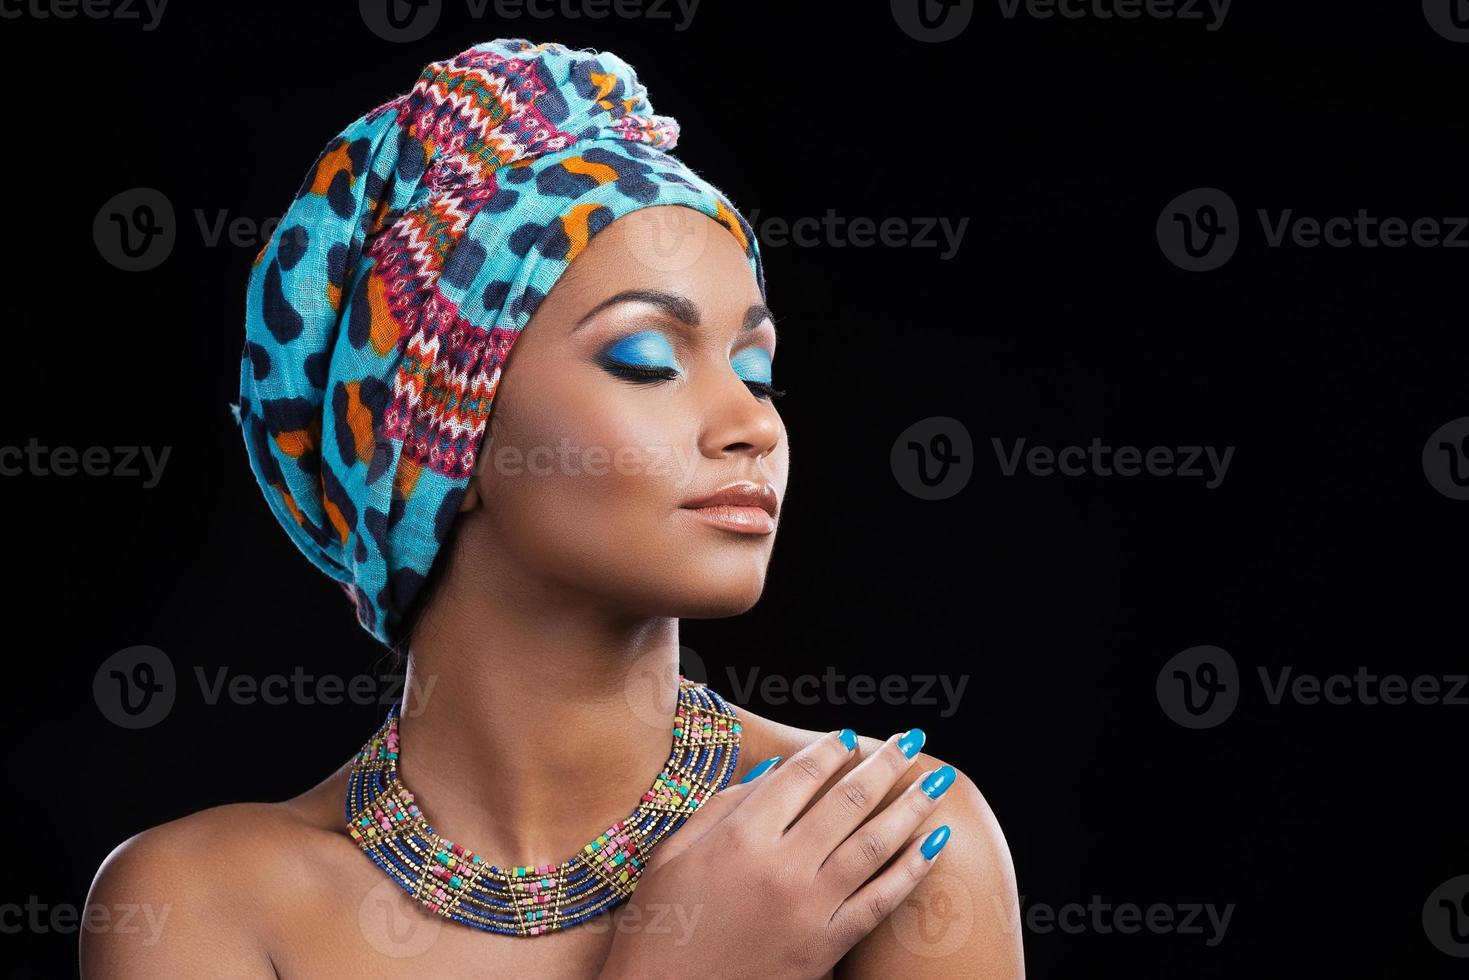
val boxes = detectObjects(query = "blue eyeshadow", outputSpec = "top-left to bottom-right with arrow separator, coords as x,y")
602,330 -> 680,369
730,346 -> 772,385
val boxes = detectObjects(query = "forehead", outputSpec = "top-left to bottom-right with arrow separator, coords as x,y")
553,205 -> 762,310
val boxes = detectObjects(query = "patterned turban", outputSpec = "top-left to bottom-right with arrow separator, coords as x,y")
233,38 -> 764,648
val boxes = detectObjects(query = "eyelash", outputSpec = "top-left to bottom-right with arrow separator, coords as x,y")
598,358 -> 786,400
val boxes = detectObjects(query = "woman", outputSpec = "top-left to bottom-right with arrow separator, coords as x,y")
81,38 -> 1022,978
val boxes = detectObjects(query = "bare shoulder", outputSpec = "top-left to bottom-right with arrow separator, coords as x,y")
80,764 -> 351,979
733,707 -> 1025,979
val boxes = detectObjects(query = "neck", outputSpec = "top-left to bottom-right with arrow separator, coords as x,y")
392,554 -> 685,867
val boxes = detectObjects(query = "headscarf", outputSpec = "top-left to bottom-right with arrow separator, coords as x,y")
233,38 -> 764,648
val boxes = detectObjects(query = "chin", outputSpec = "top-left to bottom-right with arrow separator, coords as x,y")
664,565 -> 769,618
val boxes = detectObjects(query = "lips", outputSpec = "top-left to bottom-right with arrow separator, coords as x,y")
681,480 -> 779,519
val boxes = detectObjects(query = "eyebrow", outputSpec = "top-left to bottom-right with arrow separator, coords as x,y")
574,289 -> 776,338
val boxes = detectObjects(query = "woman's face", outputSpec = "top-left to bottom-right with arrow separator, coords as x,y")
456,205 -> 788,619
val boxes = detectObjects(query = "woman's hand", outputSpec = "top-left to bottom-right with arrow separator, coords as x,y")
597,728 -> 956,980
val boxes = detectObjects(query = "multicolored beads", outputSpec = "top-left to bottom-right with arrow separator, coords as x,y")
345,676 -> 741,937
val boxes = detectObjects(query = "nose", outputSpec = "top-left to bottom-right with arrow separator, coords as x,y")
694,357 -> 783,462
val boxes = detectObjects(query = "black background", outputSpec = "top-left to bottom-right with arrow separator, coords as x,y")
2,1 -> 1465,976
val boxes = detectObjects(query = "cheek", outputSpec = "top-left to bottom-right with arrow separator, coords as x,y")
486,369 -> 696,544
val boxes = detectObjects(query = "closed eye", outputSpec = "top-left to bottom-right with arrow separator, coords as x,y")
731,346 -> 783,400
597,355 -> 679,385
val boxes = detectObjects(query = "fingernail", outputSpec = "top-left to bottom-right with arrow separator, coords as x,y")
897,727 -> 926,759
921,825 -> 951,860
838,728 -> 858,751
920,764 -> 956,800
739,755 -> 781,784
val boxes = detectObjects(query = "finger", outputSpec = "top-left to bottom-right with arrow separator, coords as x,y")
826,823 -> 953,956
785,728 -> 926,858
734,729 -> 863,837
642,753 -> 780,870
815,765 -> 955,900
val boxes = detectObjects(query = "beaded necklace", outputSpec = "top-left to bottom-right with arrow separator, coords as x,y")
345,675 -> 741,937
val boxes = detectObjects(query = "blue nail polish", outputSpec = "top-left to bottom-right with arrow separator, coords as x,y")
921,825 -> 951,860
739,755 -> 781,784
897,727 -> 926,759
921,765 -> 956,799
838,728 -> 858,751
